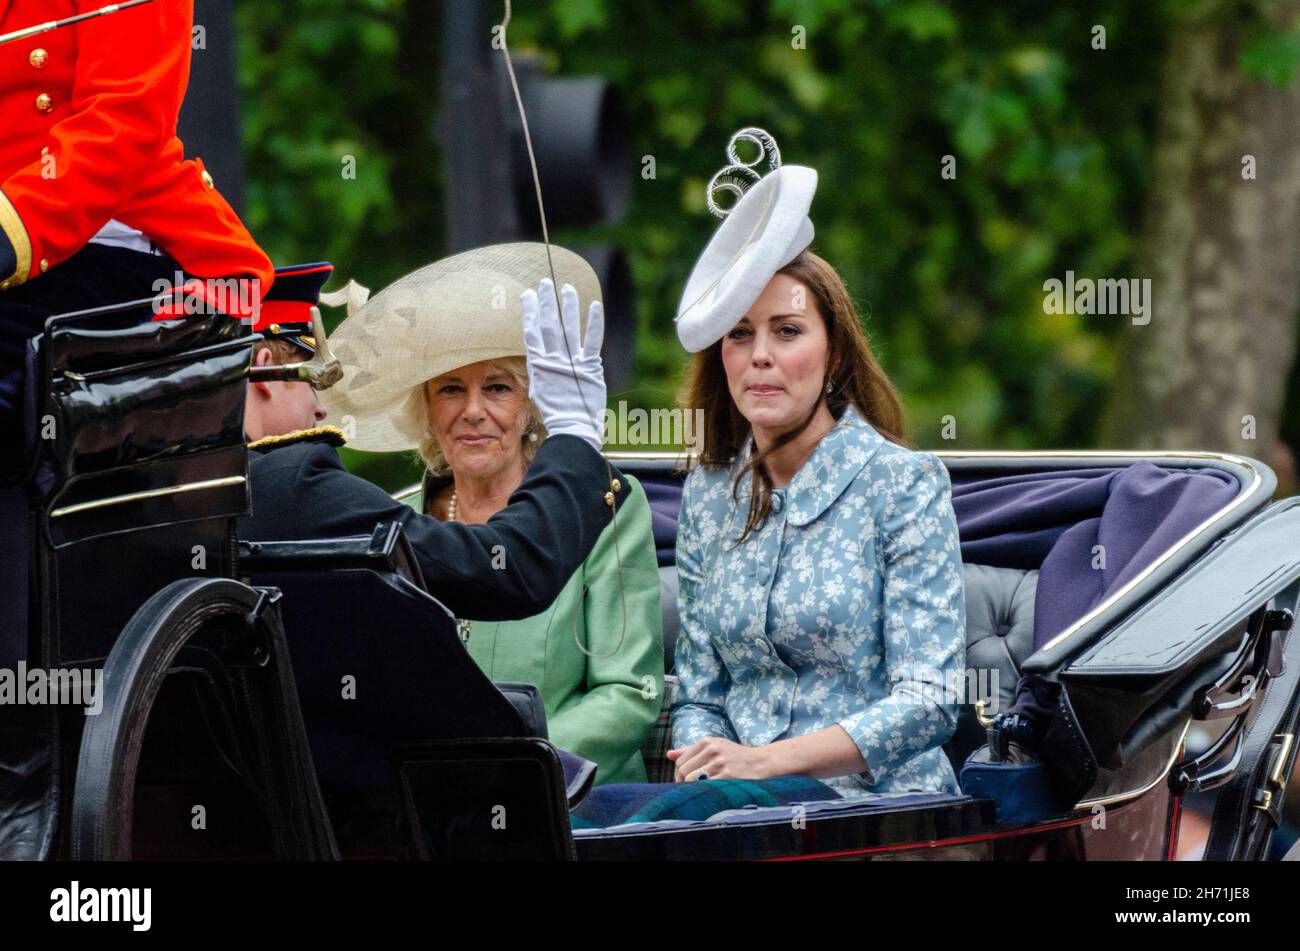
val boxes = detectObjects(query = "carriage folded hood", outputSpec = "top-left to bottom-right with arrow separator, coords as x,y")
950,462 -> 1241,653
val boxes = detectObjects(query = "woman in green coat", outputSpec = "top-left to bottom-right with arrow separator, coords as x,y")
323,245 -> 664,785
404,442 -> 663,784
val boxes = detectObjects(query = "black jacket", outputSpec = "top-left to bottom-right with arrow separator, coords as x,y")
239,430 -> 624,622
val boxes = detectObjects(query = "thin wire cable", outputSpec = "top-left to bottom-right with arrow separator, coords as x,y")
500,1 -> 627,659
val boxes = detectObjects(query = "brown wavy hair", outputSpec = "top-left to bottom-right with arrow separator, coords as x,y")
680,250 -> 908,544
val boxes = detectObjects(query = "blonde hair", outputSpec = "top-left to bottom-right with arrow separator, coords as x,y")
398,355 -> 547,477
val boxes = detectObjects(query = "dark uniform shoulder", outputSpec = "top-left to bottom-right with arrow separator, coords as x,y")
247,424 -> 347,453
242,426 -> 352,542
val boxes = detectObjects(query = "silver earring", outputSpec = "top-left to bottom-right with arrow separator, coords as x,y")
825,379 -> 833,395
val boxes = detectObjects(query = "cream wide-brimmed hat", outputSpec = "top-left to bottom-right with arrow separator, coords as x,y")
322,243 -> 602,452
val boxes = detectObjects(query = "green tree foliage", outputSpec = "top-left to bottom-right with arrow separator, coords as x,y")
236,0 -> 1197,486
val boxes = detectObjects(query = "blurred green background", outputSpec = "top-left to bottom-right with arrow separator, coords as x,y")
233,0 -> 1300,491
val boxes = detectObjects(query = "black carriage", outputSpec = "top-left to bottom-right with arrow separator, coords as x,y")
2,292 -> 1299,862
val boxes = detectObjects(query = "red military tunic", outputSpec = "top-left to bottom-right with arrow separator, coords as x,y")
0,0 -> 274,293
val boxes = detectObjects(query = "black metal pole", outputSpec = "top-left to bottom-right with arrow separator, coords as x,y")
439,0 -> 520,251
178,0 -> 246,213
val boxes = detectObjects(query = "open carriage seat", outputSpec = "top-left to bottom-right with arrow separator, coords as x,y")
7,267 -> 1296,858
627,450 -> 1279,824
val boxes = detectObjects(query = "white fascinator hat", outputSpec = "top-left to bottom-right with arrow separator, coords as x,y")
675,128 -> 817,353
321,243 -> 601,452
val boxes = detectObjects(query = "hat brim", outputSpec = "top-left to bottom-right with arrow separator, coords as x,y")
675,165 -> 817,353
321,243 -> 601,452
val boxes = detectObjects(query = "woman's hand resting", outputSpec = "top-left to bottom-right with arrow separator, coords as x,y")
667,737 -> 774,782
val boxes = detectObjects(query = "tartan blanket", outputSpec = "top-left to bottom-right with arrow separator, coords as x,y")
571,776 -> 840,829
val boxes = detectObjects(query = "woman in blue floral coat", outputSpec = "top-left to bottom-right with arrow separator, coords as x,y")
666,249 -> 967,799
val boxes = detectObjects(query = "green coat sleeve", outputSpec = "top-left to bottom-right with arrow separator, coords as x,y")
545,475 -> 665,783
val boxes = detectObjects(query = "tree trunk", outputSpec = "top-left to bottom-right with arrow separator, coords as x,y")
1098,3 -> 1300,479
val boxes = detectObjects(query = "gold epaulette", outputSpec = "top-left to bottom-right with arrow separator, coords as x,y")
0,190 -> 32,290
248,424 -> 348,451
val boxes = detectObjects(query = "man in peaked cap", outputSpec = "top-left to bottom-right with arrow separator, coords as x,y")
251,263 -> 337,355
239,247 -> 626,624
242,263 -> 336,443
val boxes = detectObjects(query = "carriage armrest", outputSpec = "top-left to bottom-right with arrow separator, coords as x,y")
488,685 -> 596,804
238,521 -> 427,590
495,682 -> 549,739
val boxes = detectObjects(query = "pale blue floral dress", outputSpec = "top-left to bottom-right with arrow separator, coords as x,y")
671,404 -> 966,798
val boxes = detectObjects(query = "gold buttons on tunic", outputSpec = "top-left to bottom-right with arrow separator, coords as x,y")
35,93 -> 53,114
200,169 -> 215,189
39,259 -> 49,273
611,478 -> 621,494
29,48 -> 48,69
604,492 -> 615,507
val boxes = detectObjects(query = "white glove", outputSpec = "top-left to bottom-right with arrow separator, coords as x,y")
521,278 -> 606,450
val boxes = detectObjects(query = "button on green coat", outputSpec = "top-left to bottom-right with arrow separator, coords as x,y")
405,472 -> 664,785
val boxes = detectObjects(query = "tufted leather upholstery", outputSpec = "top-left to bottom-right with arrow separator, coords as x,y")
948,564 -> 1038,769
658,567 -> 680,673
962,564 -> 1037,714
